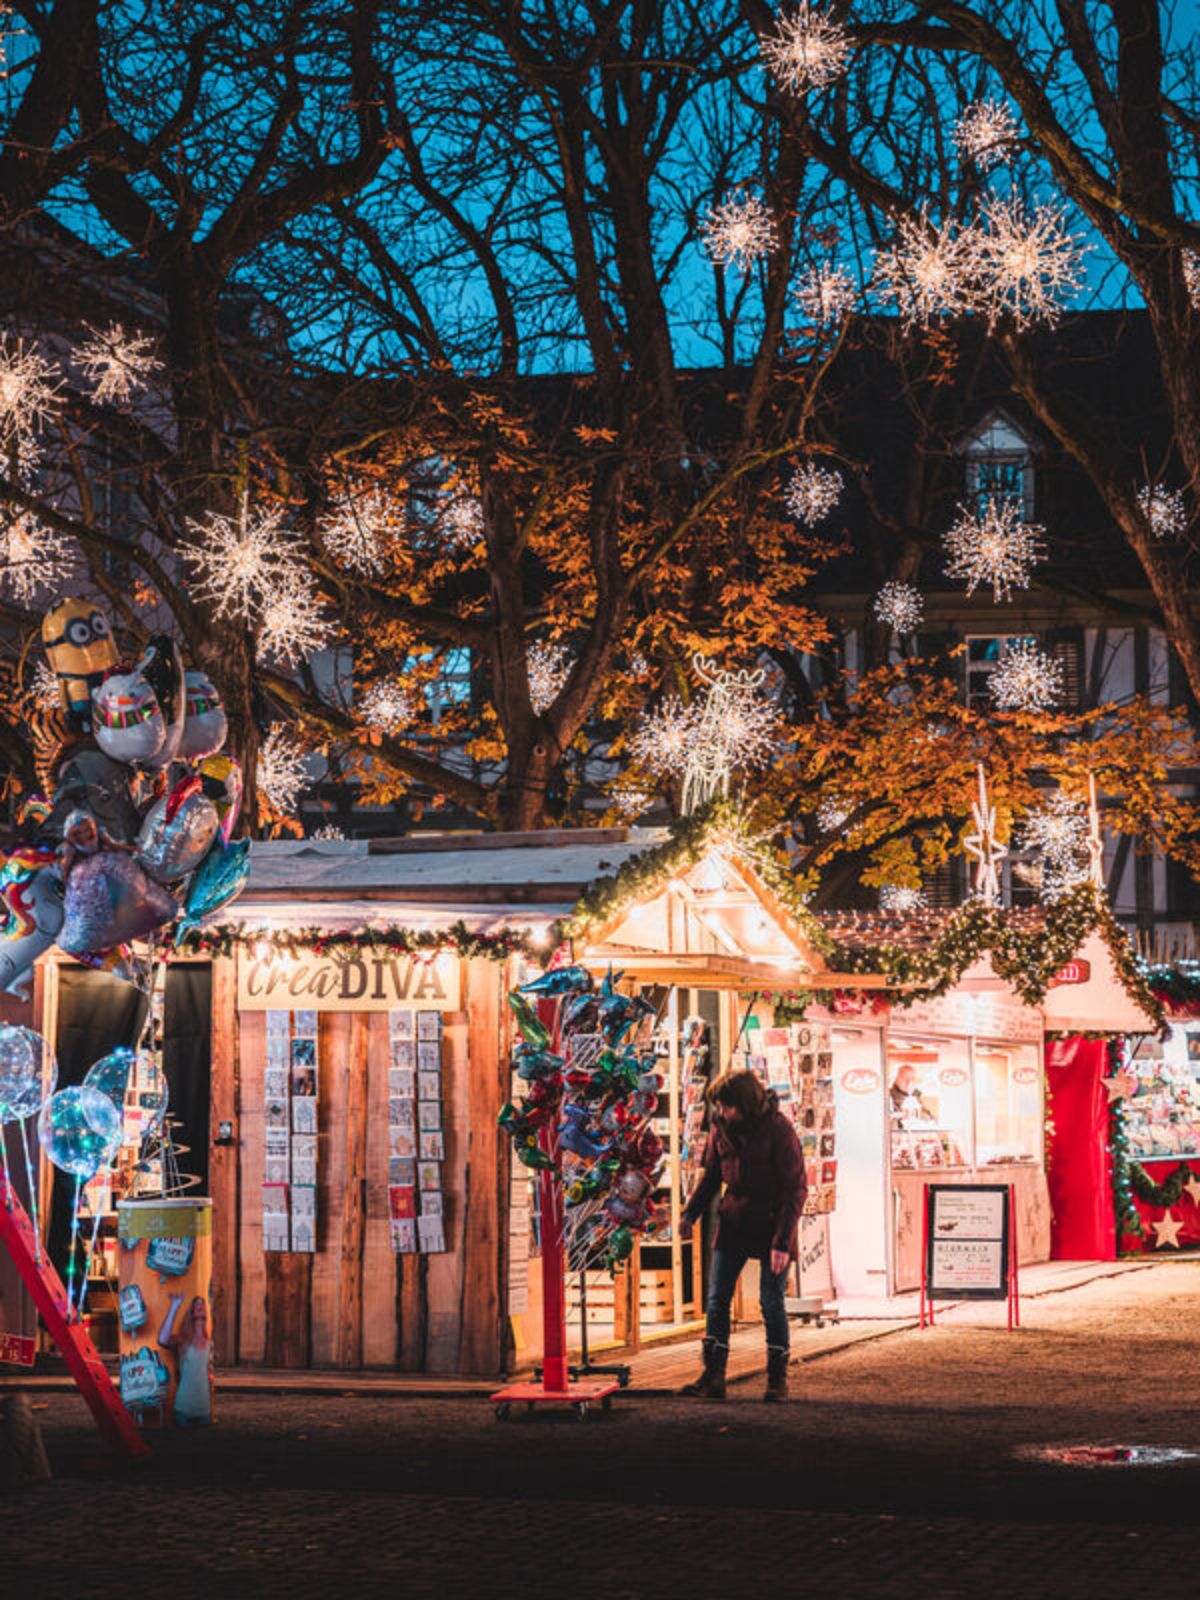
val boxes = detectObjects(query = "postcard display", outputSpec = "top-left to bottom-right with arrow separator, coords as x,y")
735,1020 -> 837,1216
386,1008 -> 447,1255
261,1009 -> 320,1253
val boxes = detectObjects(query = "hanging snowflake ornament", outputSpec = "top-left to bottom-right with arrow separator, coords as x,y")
943,498 -> 1046,601
528,642 -> 572,714
257,571 -> 336,666
701,195 -> 778,272
0,510 -> 73,604
359,677 -> 415,735
440,496 -> 484,549
972,194 -> 1087,330
29,658 -> 60,709
873,581 -> 924,634
816,795 -> 850,832
318,486 -> 397,576
0,336 -> 60,438
1138,483 -> 1188,539
879,884 -> 926,913
312,823 -> 345,841
1020,789 -> 1090,901
76,323 -> 161,405
760,4 -> 851,93
182,493 -> 311,624
257,726 -> 309,815
793,262 -> 857,326
612,784 -> 655,821
629,695 -> 695,777
952,99 -> 1018,169
785,461 -> 843,525
681,656 -> 783,814
1183,251 -> 1200,310
875,207 -> 977,328
989,639 -> 1063,711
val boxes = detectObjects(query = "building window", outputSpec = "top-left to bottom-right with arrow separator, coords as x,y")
962,411 -> 1035,519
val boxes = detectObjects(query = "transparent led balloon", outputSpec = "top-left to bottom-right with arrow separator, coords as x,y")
0,1024 -> 55,1123
38,1084 -> 122,1180
85,1046 -> 169,1141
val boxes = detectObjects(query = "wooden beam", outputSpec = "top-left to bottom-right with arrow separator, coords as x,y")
337,1011 -> 370,1368
209,955 -> 239,1367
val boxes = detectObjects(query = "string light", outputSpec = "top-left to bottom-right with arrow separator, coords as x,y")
989,639 -> 1063,711
0,510 -> 73,604
953,100 -> 1018,169
879,884 -> 926,913
312,824 -> 345,841
629,695 -> 694,777
873,581 -> 923,634
817,796 -> 850,832
760,4 -> 851,93
182,493 -> 310,624
359,677 -> 415,734
528,642 -> 572,714
257,571 -> 335,665
29,659 -> 60,708
876,207 -> 976,327
257,726 -> 309,815
793,262 -> 857,325
701,195 -> 778,271
318,486 -> 397,576
0,336 -> 60,437
785,461 -> 843,525
1138,483 -> 1187,539
76,323 -> 161,405
612,785 -> 655,820
681,655 -> 782,814
972,194 -> 1086,330
943,497 -> 1046,601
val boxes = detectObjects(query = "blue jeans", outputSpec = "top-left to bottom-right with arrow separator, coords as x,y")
704,1243 -> 790,1352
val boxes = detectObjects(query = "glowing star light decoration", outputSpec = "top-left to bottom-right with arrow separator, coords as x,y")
873,581 -> 923,634
953,99 -> 1018,169
786,461 -> 843,526
528,642 -> 572,714
701,195 -> 778,272
760,4 -> 850,93
257,726 -> 309,816
1020,788 -> 1090,902
1138,483 -> 1187,539
0,510 -> 73,604
318,486 -> 395,576
182,493 -> 310,625
963,763 -> 1007,904
989,639 -> 1063,712
973,194 -> 1086,330
876,207 -> 976,328
943,498 -> 1046,601
629,695 -> 694,777
879,884 -> 926,913
793,262 -> 857,326
0,336 -> 60,439
76,323 -> 160,405
681,655 -> 782,814
359,677 -> 415,734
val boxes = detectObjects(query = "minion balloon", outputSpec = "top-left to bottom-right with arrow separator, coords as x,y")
42,599 -> 118,729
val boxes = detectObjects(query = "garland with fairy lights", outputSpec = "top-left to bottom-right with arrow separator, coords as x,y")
173,920 -> 548,963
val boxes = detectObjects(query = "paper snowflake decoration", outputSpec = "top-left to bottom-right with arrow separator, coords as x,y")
257,726 -> 309,815
0,336 -> 60,437
785,461 -> 843,525
989,639 -> 1063,711
182,494 -> 310,624
1184,251 -> 1200,309
1020,790 -> 1090,900
793,262 -> 857,326
1138,483 -> 1187,539
879,884 -> 926,913
359,677 -> 415,734
701,195 -> 778,272
873,581 -> 923,634
257,571 -> 335,665
760,4 -> 851,93
441,496 -> 484,549
629,695 -> 695,777
943,498 -> 1046,601
318,487 -> 396,576
681,657 -> 782,813
76,323 -> 161,405
953,100 -> 1018,169
0,510 -> 73,604
312,823 -> 345,840
972,194 -> 1086,330
528,642 -> 572,714
875,208 -> 977,327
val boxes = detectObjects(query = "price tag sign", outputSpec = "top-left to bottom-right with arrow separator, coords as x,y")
925,1184 -> 1011,1301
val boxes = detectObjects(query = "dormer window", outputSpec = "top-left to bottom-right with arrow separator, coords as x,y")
961,410 -> 1035,519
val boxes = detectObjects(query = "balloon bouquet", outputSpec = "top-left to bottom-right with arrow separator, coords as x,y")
498,967 -> 665,1275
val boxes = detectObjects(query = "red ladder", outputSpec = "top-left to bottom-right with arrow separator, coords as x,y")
0,1172 -> 150,1460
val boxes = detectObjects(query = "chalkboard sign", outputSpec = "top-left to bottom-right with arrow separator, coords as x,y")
924,1184 -> 1011,1301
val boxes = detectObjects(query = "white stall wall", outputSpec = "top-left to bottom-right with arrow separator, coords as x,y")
829,1026 -> 888,1298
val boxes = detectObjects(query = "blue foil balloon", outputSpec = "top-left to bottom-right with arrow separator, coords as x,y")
0,1024 -> 55,1124
38,1085 -> 121,1180
84,1046 -> 168,1139
176,837 -> 250,936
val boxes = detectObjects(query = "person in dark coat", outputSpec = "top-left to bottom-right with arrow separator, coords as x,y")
680,1069 -> 807,1403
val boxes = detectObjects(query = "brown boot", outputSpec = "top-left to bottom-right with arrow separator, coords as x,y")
680,1338 -> 728,1399
764,1345 -> 789,1403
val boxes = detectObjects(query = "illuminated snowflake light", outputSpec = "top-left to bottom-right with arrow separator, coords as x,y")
1184,251 -> 1200,309
873,581 -> 924,634
29,659 -> 60,708
817,796 -> 850,832
0,510 -> 73,604
876,207 -> 977,327
681,656 -> 783,813
953,100 -> 1018,169
0,336 -> 60,437
1020,790 -> 1090,901
441,496 -> 484,549
257,571 -> 335,665
76,323 -> 161,405
879,884 -> 926,913
943,498 -> 1046,601
793,262 -> 857,326
973,194 -> 1086,330
312,823 -> 345,840
1138,483 -> 1188,539
629,695 -> 695,776
989,639 -> 1063,711
318,486 -> 396,576
760,4 -> 851,93
612,784 -> 655,821
701,195 -> 778,272
257,726 -> 309,815
358,677 -> 415,734
785,461 -> 843,526
182,494 -> 310,624
528,642 -> 572,714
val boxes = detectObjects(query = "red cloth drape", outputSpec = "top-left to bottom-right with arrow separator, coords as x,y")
1044,1036 -> 1116,1261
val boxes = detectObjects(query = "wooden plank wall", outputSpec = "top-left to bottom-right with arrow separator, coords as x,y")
214,955 -> 509,1374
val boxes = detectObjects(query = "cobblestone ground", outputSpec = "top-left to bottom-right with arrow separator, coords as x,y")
8,1261 -> 1200,1600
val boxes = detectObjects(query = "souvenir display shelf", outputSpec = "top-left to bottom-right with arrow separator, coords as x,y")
1125,1028 -> 1200,1160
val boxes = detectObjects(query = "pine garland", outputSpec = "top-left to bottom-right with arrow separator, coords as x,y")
174,920 -> 545,963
